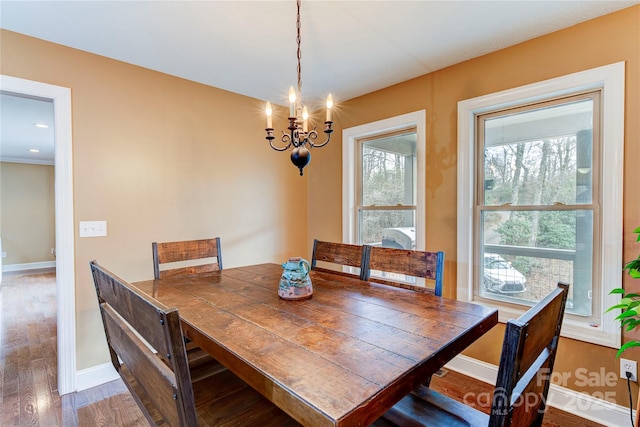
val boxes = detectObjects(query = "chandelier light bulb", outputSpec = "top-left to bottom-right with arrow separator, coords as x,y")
288,87 -> 296,116
265,102 -> 273,128
302,106 -> 309,132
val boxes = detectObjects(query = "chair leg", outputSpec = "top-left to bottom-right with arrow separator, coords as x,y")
422,375 -> 433,387
413,374 -> 433,392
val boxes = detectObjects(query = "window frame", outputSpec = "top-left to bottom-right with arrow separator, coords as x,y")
356,128 -> 418,246
475,91 -> 601,322
457,62 -> 624,348
343,111 -> 426,251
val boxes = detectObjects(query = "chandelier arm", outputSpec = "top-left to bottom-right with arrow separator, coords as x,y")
308,132 -> 332,148
305,129 -> 318,144
268,132 -> 293,151
307,122 -> 334,148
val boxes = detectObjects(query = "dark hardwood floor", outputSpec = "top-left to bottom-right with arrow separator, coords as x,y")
1,271 -> 605,426
0,271 -> 147,426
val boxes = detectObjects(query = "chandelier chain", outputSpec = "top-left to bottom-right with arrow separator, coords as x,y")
296,0 -> 302,96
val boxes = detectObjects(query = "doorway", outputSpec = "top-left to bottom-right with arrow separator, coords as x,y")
1,94 -> 56,274
0,75 -> 76,395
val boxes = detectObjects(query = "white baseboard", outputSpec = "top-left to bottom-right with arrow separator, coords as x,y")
2,261 -> 56,273
75,362 -> 120,392
445,354 -> 633,427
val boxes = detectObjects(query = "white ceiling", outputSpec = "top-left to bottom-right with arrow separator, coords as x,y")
1,93 -> 55,165
1,0 -> 637,163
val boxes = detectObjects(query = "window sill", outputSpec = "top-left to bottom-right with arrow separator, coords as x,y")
461,297 -> 620,348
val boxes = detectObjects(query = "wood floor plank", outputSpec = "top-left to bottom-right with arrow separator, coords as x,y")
2,344 -> 19,395
32,358 -> 59,427
41,334 -> 58,394
18,365 -> 39,426
0,358 -> 4,407
2,392 -> 20,426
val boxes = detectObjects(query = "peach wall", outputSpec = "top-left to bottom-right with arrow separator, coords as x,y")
1,30 -> 308,370
309,6 -> 640,404
0,162 -> 55,265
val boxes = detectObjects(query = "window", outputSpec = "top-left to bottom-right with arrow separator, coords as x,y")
458,63 -> 624,348
357,129 -> 417,247
343,111 -> 426,272
478,92 -> 599,318
356,129 -> 418,283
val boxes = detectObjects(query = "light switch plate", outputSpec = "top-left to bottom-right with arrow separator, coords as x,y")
79,220 -> 107,237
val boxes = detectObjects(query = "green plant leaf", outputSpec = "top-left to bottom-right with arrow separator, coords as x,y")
610,288 -> 625,295
623,318 -> 640,329
622,319 -> 636,328
625,259 -> 640,268
616,309 -> 639,320
617,340 -> 640,358
616,299 -> 640,311
605,304 -> 628,313
627,322 -> 640,331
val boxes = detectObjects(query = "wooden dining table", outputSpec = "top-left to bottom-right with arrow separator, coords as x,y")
132,263 -> 497,427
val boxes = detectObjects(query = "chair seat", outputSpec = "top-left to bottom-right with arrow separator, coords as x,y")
383,386 -> 489,427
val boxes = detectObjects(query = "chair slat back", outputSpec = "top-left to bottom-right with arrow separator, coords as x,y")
311,239 -> 367,279
489,282 -> 569,427
364,247 -> 444,296
90,261 -> 197,427
153,237 -> 223,279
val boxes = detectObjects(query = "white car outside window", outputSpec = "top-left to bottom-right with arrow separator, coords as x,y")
483,253 -> 527,294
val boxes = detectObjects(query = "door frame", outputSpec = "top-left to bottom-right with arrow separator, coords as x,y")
1,75 -> 76,394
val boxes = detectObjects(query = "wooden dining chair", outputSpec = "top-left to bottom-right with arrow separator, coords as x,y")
381,282 -> 570,427
90,261 -> 299,427
364,246 -> 445,296
311,239 -> 368,280
152,237 -> 222,280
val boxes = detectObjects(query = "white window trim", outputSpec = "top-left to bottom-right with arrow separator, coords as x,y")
343,111 -> 426,250
457,62 -> 624,348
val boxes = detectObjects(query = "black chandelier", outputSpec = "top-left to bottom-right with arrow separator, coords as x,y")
265,0 -> 334,176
